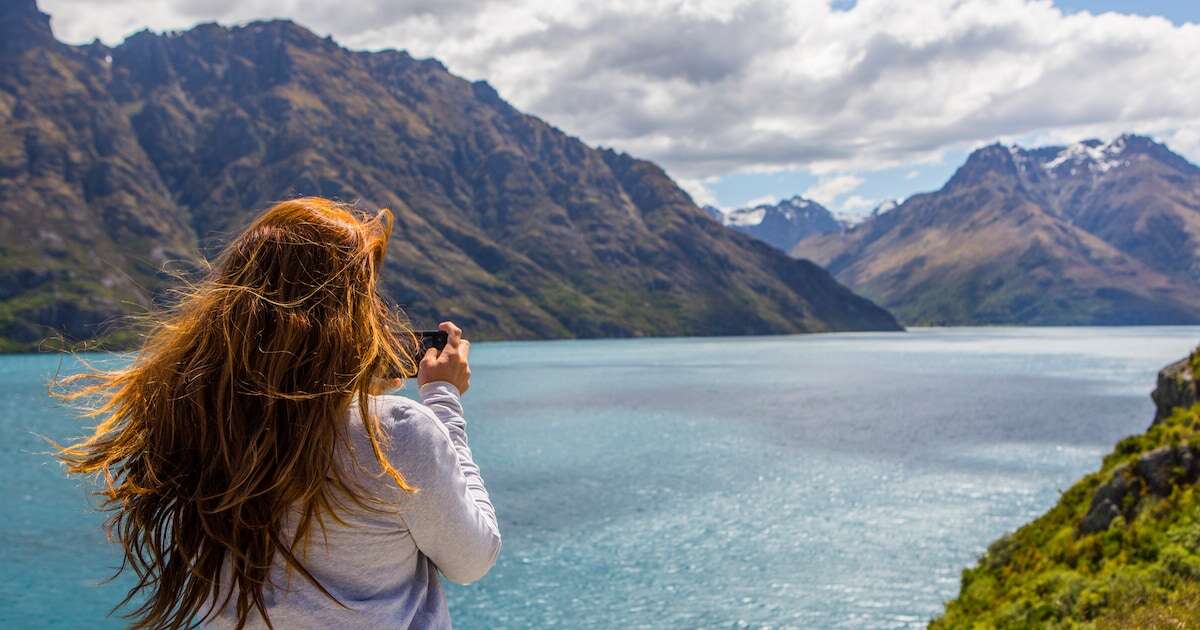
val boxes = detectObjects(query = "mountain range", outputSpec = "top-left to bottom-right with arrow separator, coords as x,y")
789,135 -> 1200,325
707,196 -> 900,253
0,0 -> 899,351
704,196 -> 843,251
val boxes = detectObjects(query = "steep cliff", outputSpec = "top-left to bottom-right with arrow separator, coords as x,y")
932,350 -> 1200,628
1152,353 -> 1198,425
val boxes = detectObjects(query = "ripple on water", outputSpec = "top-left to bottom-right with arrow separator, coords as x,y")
2,327 -> 1198,628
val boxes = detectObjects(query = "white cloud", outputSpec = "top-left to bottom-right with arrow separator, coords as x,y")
803,175 -> 864,206
743,195 -> 779,208
39,0 -> 1200,184
675,176 -> 720,208
905,170 -> 921,179
838,195 -> 877,212
1167,128 -> 1200,162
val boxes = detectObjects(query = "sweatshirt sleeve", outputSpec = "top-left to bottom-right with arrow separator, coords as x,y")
390,382 -> 501,584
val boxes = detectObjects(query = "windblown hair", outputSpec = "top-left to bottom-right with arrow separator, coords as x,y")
52,197 -> 421,629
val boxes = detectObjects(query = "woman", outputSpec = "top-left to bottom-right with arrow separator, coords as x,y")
53,197 -> 500,629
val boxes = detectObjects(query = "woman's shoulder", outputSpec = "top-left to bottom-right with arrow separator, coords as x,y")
359,395 -> 461,486
365,394 -> 454,448
339,396 -> 454,505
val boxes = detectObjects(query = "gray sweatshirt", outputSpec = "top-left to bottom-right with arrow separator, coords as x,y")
207,381 -> 501,629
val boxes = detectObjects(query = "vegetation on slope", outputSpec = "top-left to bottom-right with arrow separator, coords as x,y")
932,350 -> 1200,628
793,140 -> 1200,327
0,0 -> 899,352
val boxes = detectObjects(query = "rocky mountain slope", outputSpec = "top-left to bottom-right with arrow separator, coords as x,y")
704,195 -> 842,252
792,136 -> 1200,325
932,349 -> 1200,628
0,0 -> 899,351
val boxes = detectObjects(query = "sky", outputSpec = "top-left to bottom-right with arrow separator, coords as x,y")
39,0 -> 1200,214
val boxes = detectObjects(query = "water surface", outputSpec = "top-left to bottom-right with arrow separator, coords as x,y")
2,327 -> 1197,628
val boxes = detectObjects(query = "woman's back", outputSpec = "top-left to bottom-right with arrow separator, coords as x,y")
210,384 -> 500,630
53,198 -> 499,629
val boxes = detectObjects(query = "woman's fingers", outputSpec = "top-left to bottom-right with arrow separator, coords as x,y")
419,324 -> 471,393
439,320 -> 462,346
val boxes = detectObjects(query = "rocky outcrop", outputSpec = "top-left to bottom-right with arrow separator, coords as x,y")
937,348 -> 1200,627
1080,444 -> 1200,534
1152,354 -> 1197,424
1080,353 -> 1200,533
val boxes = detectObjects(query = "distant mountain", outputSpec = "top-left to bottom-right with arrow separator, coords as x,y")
0,0 -> 899,350
792,135 -> 1200,325
707,196 -> 842,252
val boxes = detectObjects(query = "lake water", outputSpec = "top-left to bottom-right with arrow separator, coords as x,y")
2,327 -> 1198,629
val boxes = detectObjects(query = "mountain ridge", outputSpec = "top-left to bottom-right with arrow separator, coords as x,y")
791,135 -> 1200,325
706,195 -> 844,252
0,1 -> 900,351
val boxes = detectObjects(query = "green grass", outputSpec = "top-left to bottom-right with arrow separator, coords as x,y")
931,352 -> 1200,629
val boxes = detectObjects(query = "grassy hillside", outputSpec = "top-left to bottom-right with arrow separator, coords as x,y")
932,351 -> 1200,628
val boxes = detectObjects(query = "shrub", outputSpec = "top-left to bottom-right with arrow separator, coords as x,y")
930,394 -> 1200,629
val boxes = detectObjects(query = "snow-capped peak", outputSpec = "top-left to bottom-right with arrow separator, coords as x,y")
781,195 -> 813,209
1042,138 -> 1129,174
716,195 -> 841,232
722,195 -> 826,226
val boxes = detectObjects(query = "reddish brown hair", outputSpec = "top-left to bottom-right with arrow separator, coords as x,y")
52,197 -> 418,629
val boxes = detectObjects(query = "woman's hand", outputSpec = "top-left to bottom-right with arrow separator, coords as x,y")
417,321 -> 471,394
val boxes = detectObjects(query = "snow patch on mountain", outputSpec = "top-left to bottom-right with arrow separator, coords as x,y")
1041,138 -> 1130,174
719,195 -> 823,228
713,195 -> 841,251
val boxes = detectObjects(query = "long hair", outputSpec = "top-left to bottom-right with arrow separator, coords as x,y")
51,197 -> 421,629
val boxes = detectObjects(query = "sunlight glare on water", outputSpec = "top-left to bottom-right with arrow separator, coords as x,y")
2,327 -> 1197,628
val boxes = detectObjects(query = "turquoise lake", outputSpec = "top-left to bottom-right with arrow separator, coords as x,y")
3,327 -> 1199,629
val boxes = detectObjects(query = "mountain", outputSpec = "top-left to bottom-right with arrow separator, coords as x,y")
707,195 -> 842,252
932,350 -> 1200,628
0,1 -> 899,351
792,136 -> 1200,325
